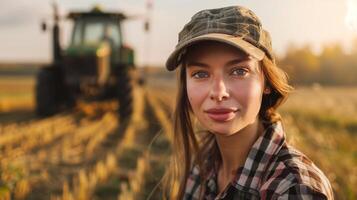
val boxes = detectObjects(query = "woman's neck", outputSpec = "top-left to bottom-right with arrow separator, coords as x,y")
215,118 -> 263,192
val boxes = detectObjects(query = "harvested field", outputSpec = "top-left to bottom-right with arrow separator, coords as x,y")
0,70 -> 356,199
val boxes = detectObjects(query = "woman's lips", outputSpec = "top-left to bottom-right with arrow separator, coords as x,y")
204,108 -> 237,122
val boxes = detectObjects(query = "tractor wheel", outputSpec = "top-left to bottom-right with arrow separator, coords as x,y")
35,68 -> 59,116
116,68 -> 133,121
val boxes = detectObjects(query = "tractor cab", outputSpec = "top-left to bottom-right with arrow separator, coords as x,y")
36,5 -> 136,119
65,7 -> 129,65
60,7 -> 134,92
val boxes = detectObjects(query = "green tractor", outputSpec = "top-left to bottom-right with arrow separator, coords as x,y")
36,5 -> 137,120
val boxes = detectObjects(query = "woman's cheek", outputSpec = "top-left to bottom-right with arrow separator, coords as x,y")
244,82 -> 265,112
231,79 -> 263,106
187,81 -> 207,112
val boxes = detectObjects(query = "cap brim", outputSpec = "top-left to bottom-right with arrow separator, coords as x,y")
165,33 -> 265,71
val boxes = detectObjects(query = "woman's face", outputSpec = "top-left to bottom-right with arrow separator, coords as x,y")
185,41 -> 266,136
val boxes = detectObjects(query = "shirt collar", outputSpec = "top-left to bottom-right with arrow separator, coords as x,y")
233,121 -> 285,192
205,121 -> 286,197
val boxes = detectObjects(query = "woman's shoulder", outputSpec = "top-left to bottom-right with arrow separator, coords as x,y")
260,144 -> 334,199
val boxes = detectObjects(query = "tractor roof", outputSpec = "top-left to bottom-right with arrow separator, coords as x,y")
67,6 -> 126,21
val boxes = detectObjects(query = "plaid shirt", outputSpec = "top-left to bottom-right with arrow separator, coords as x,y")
183,122 -> 334,200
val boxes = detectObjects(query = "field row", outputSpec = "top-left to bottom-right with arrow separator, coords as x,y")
0,86 -> 173,200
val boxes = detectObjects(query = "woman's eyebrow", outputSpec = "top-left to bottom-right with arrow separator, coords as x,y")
186,57 -> 251,68
186,61 -> 210,68
225,58 -> 250,66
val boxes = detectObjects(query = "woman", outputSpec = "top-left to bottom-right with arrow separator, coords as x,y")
164,5 -> 333,200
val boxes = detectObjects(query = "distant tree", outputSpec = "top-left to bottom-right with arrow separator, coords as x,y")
319,43 -> 347,85
344,38 -> 357,85
278,39 -> 357,86
350,38 -> 357,55
279,44 -> 320,85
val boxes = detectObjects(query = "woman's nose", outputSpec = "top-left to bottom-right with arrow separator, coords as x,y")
209,78 -> 229,102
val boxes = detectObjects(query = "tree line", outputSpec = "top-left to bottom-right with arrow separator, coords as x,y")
277,40 -> 357,86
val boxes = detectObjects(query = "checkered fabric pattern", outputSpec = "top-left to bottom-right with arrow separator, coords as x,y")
178,6 -> 273,58
183,122 -> 334,200
166,6 -> 275,71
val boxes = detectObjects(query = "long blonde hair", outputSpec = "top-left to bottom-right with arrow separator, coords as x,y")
163,56 -> 293,199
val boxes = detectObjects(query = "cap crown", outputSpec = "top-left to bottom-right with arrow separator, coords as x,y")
178,6 -> 274,61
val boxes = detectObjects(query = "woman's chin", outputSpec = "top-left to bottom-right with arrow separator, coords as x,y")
202,119 -> 243,137
208,127 -> 238,137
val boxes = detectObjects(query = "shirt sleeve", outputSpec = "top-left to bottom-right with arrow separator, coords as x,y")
277,184 -> 329,200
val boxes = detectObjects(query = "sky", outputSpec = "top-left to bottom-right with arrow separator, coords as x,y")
0,0 -> 357,67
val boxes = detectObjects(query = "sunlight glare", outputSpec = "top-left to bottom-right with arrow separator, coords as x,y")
345,0 -> 357,31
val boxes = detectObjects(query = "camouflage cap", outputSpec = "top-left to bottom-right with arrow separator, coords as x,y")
166,6 -> 274,71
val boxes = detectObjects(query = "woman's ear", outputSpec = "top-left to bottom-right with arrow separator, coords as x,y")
263,87 -> 271,94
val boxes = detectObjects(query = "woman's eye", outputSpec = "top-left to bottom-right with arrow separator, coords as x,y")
192,71 -> 209,79
231,68 -> 248,76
